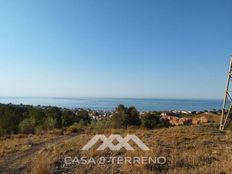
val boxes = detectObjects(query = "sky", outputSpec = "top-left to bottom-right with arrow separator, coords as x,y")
0,0 -> 232,99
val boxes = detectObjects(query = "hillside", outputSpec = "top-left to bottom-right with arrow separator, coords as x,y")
192,112 -> 221,123
1,126 -> 232,174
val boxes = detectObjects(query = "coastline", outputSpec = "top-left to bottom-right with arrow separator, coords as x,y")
0,97 -> 223,112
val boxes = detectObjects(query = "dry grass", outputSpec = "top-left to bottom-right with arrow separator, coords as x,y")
31,153 -> 52,174
0,134 -> 60,157
27,126 -> 232,174
192,112 -> 221,123
1,126 -> 232,174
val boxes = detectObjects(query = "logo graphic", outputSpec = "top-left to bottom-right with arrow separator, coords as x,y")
81,134 -> 149,151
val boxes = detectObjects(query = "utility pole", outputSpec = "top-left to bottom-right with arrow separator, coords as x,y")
220,56 -> 232,130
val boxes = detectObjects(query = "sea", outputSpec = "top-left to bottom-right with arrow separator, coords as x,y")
0,97 -> 223,112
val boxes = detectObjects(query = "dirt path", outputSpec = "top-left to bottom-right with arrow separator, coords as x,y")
0,135 -> 76,174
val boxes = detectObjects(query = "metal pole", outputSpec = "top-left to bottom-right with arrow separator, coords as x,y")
220,56 -> 232,130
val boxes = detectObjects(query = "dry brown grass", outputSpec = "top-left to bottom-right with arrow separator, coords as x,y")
0,134 -> 60,157
3,126 -> 232,174
31,153 -> 52,174
193,112 -> 221,123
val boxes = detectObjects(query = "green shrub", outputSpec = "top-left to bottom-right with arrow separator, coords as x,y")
141,113 -> 170,129
90,119 -> 112,129
0,104 -> 29,133
66,124 -> 81,133
62,110 -> 76,127
19,118 -> 35,134
35,125 -> 43,134
77,119 -> 86,127
44,117 -> 57,130
45,107 -> 62,129
76,110 -> 91,125
0,129 -> 7,136
110,105 -> 141,128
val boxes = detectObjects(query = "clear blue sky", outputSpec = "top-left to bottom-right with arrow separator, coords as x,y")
0,0 -> 231,99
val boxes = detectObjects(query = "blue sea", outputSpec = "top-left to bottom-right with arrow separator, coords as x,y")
0,97 -> 223,111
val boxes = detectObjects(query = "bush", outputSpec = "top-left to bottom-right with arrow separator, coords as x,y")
19,118 -> 35,134
0,104 -> 29,133
90,119 -> 112,129
76,110 -> 91,125
126,106 -> 141,126
62,110 -> 76,127
0,129 -> 7,136
35,125 -> 43,134
29,109 -> 46,126
45,107 -> 62,129
141,113 -> 170,129
77,119 -> 86,127
110,105 -> 141,128
111,112 -> 125,128
66,124 -> 81,133
44,117 -> 57,130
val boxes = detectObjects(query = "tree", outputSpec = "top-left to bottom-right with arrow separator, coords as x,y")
45,107 -> 62,128
29,108 -> 46,126
76,110 -> 91,125
62,110 -> 76,127
141,113 -> 170,129
126,106 -> 141,126
111,105 -> 141,128
111,112 -> 125,128
116,104 -> 126,113
0,104 -> 29,133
